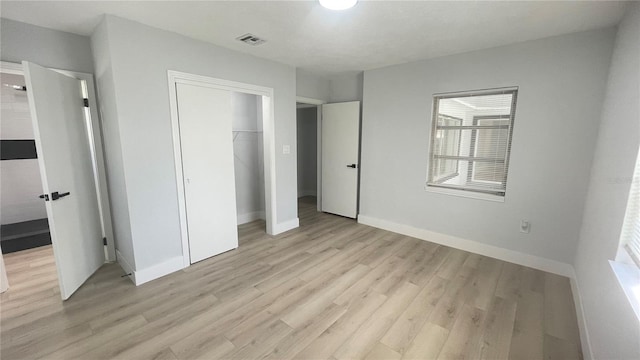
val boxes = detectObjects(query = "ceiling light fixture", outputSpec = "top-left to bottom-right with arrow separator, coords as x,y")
319,0 -> 358,11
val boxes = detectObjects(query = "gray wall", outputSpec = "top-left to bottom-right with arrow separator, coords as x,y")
329,72 -> 364,102
296,69 -> 330,101
232,92 -> 265,223
360,28 -> 615,264
92,15 -> 297,271
297,107 -> 317,197
91,18 -> 135,268
295,69 -> 363,103
574,3 -> 640,359
0,18 -> 94,73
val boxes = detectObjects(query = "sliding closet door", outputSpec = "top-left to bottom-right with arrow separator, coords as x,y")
176,83 -> 238,264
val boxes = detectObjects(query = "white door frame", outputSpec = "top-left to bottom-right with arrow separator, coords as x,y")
0,61 -> 116,262
296,96 -> 325,212
167,70 -> 277,268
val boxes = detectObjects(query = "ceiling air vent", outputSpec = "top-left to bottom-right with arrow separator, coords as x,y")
236,33 -> 266,46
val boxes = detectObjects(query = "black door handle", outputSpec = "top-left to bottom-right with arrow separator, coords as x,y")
51,191 -> 70,201
38,194 -> 49,201
346,164 -> 358,168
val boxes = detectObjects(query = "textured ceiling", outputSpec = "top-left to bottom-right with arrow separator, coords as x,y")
0,1 -> 629,75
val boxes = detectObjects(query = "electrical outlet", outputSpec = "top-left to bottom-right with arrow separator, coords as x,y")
520,220 -> 531,234
283,144 -> 290,154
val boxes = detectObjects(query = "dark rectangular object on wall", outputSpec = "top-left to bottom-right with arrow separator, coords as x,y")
1,140 -> 37,160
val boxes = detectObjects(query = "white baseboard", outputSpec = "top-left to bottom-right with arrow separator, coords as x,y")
237,211 -> 266,225
357,214 -> 574,277
273,217 -> 299,235
569,271 -> 594,360
298,190 -> 317,198
116,249 -> 136,285
116,250 -> 184,286
134,256 -> 184,286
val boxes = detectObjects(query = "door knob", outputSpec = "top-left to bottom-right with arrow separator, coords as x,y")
346,164 -> 357,168
51,191 -> 70,201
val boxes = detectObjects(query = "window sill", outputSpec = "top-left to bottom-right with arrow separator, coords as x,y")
424,184 -> 505,202
609,260 -> 640,321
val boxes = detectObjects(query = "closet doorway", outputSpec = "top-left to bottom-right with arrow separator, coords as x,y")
231,93 -> 266,227
168,71 -> 276,266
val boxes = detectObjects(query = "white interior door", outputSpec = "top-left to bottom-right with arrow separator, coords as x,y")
176,83 -> 239,264
321,101 -> 361,218
23,61 -> 104,300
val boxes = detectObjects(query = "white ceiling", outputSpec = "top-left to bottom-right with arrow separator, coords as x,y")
0,1 -> 629,75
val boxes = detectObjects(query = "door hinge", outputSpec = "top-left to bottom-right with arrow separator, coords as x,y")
83,98 -> 89,107
103,237 -> 107,245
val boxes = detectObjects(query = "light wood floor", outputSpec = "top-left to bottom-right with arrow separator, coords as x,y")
1,197 -> 582,359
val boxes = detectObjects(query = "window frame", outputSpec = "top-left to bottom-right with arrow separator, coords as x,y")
432,114 -> 463,184
467,115 -> 512,186
619,152 -> 640,268
427,87 -> 518,199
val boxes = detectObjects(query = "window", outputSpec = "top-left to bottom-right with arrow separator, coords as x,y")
427,88 -> 518,197
611,149 -> 640,321
620,150 -> 640,266
432,115 -> 462,182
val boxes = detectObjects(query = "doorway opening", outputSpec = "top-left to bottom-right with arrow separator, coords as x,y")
0,61 -> 114,300
0,72 -> 51,254
0,70 -> 57,296
295,96 -> 361,220
232,92 -> 268,244
233,93 -> 266,227
296,102 -> 319,220
168,71 -> 277,267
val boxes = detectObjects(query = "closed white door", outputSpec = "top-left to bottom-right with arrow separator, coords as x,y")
23,61 -> 104,300
321,101 -> 361,218
176,83 -> 239,264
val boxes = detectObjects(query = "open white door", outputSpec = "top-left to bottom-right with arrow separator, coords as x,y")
23,62 -> 104,300
321,101 -> 360,218
176,83 -> 239,264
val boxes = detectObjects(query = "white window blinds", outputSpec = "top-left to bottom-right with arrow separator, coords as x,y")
427,88 -> 518,196
621,151 -> 640,266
